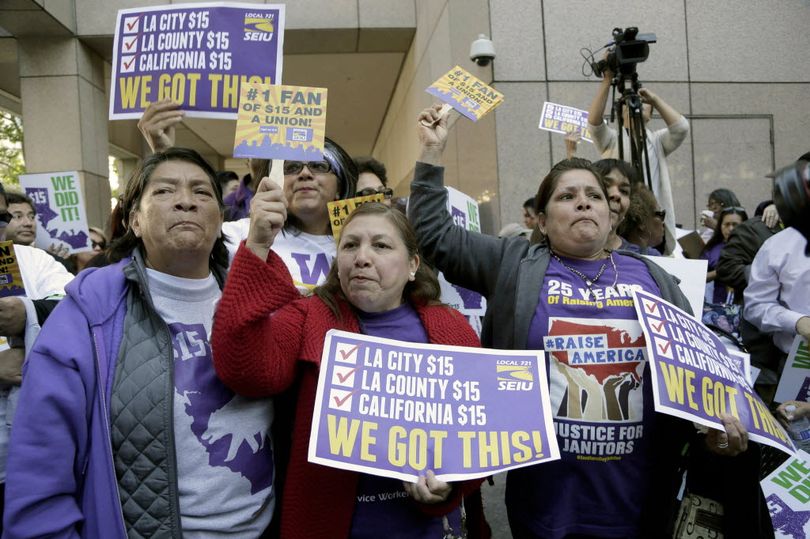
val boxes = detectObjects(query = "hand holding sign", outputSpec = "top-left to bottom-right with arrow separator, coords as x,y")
418,104 -> 450,165
138,100 -> 184,153
402,470 -> 451,504
246,177 -> 288,261
705,414 -> 749,457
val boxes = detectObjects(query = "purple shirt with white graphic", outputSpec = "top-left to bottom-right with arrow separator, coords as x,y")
349,303 -> 462,539
509,253 -> 661,539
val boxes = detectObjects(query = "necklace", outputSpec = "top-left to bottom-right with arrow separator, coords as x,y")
550,249 -> 619,291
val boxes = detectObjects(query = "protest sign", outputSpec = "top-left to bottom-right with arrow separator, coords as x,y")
633,289 -> 795,454
19,171 -> 92,255
642,255 -> 707,318
0,241 -> 25,298
761,450 -> 810,538
426,66 -> 504,122
326,193 -> 385,241
110,3 -> 285,119
233,84 -> 327,161
538,102 -> 593,142
439,187 -> 487,317
309,330 -> 559,482
775,336 -> 810,404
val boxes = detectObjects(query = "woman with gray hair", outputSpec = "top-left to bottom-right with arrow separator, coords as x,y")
5,148 -> 276,538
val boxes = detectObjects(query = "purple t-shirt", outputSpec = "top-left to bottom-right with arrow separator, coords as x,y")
702,243 -> 731,304
508,253 -> 661,539
349,303 -> 462,539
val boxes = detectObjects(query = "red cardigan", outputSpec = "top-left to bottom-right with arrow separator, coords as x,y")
212,244 -> 490,539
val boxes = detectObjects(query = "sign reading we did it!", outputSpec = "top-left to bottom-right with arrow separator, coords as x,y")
110,2 -> 285,119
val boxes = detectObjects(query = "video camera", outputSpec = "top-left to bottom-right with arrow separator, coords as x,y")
591,27 -> 657,77
771,159 -> 810,254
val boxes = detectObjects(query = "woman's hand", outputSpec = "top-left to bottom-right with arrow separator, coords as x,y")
245,177 -> 288,261
137,100 -> 183,153
776,400 -> 810,427
761,204 -> 780,229
705,414 -> 748,457
402,470 -> 451,504
417,104 -> 450,165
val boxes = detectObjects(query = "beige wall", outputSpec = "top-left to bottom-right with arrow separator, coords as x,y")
486,0 -> 810,231
373,0 -> 500,233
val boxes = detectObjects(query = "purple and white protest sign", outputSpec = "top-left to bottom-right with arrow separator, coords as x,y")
538,102 -> 594,142
110,3 -> 285,119
309,330 -> 559,482
632,289 -> 795,454
761,450 -> 810,538
19,171 -> 92,254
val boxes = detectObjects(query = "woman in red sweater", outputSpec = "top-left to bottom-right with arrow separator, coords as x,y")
212,178 -> 489,539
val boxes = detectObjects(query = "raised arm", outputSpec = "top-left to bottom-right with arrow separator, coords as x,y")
212,178 -> 306,396
137,100 -> 184,153
639,88 -> 689,155
409,106 -> 510,297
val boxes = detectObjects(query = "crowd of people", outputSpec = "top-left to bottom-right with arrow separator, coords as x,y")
0,65 -> 806,539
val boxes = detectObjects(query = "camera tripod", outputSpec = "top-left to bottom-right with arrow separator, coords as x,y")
611,72 -> 653,191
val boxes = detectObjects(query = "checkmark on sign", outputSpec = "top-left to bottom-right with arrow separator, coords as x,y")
329,388 -> 357,412
120,55 -> 136,73
123,15 -> 140,33
331,365 -> 359,388
123,36 -> 138,52
654,337 -> 674,359
335,342 -> 359,364
642,299 -> 660,316
650,319 -> 667,337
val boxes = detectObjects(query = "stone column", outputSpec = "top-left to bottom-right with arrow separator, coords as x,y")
18,37 -> 110,229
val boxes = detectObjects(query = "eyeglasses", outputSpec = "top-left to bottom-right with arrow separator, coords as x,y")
91,239 -> 107,250
654,209 -> 666,220
283,161 -> 332,175
356,187 -> 394,199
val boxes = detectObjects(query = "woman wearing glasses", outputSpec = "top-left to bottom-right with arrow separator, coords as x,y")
409,105 -> 754,538
223,137 -> 357,293
354,156 -> 394,206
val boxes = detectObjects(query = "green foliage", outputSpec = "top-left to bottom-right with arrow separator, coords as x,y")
0,110 -> 25,188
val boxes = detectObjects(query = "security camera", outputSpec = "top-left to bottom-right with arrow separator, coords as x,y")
469,34 -> 495,66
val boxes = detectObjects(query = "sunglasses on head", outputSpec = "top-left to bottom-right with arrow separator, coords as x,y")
356,187 -> 394,199
283,160 -> 332,175
720,206 -> 746,214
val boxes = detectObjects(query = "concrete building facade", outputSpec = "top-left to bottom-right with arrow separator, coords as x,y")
1,0 -> 808,233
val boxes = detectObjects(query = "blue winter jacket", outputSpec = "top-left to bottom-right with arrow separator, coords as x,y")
3,257 -> 134,538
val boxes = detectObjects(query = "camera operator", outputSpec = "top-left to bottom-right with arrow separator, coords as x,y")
588,61 -> 689,255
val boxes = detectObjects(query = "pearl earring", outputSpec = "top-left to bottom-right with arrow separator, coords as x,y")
409,271 -> 416,281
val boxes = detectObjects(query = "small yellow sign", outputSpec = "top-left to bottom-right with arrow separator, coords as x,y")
234,83 -> 327,161
327,194 -> 385,241
426,65 -> 504,122
0,241 -> 26,298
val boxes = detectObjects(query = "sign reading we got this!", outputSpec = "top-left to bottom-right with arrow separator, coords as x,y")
426,66 -> 504,122
632,289 -> 795,455
308,330 -> 559,482
109,3 -> 285,119
234,84 -> 327,161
